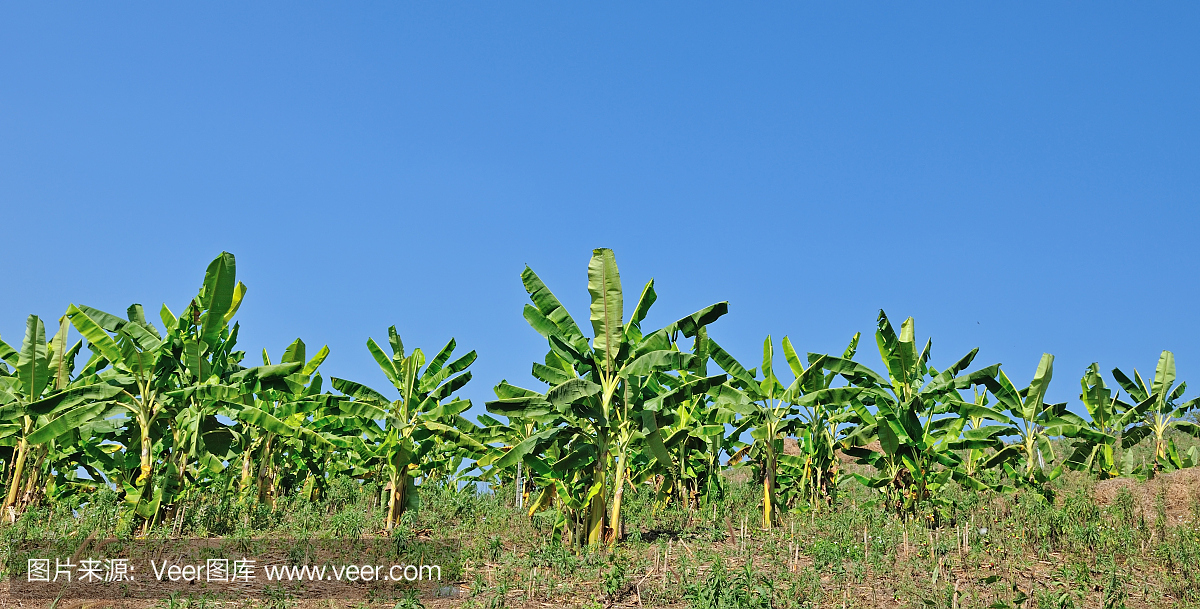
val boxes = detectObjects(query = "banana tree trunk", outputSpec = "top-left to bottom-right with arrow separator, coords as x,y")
1024,433 -> 1042,479
762,472 -> 771,529
514,461 -> 523,509
585,441 -> 608,546
239,446 -> 254,493
385,472 -> 398,529
678,442 -> 689,508
302,474 -> 316,502
172,422 -> 191,493
386,469 -> 410,530
762,450 -> 776,530
133,416 -> 159,531
608,447 -> 630,546
256,434 -> 274,504
136,420 -> 153,487
3,433 -> 30,511
586,490 -> 605,546
397,471 -> 409,520
1100,445 -> 1115,478
20,450 -> 44,507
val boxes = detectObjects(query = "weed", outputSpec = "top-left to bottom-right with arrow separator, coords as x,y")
261,583 -> 295,609
684,556 -> 771,609
393,589 -> 425,609
487,583 -> 510,608
602,558 -> 627,601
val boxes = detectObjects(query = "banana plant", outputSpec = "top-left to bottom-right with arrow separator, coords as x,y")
148,339 -> 324,510
1058,364 -> 1125,479
299,392 -> 387,490
835,311 -> 996,518
485,379 -> 591,540
331,326 -> 482,530
471,403 -> 551,509
486,249 -> 727,546
711,332 -> 864,526
785,332 -> 865,510
1112,351 -> 1200,471
416,404 -> 485,486
0,315 -> 120,514
222,338 -> 332,505
67,302 -> 173,493
970,354 -> 1079,489
657,396 -> 736,509
652,328 -> 742,510
65,252 -> 247,524
957,387 -> 1008,480
1157,436 -> 1200,471
710,337 -> 819,527
164,299 -> 252,505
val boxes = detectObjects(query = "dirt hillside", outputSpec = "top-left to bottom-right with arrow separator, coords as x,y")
1094,467 -> 1200,526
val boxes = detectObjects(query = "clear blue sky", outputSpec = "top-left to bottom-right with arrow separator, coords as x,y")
2,3 -> 1198,413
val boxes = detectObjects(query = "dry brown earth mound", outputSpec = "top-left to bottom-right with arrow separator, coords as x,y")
1094,466 -> 1200,526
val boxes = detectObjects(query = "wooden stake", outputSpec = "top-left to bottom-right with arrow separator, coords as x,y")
740,517 -> 746,554
929,529 -> 936,582
967,515 -> 973,554
663,539 -> 671,585
791,521 -> 796,572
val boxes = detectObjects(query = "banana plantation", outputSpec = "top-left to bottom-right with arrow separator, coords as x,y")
2,248 -> 1199,550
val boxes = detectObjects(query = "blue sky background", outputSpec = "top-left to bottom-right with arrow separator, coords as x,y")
2,3 -> 1198,414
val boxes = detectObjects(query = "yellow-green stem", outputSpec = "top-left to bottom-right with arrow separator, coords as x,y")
3,433 -> 30,511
